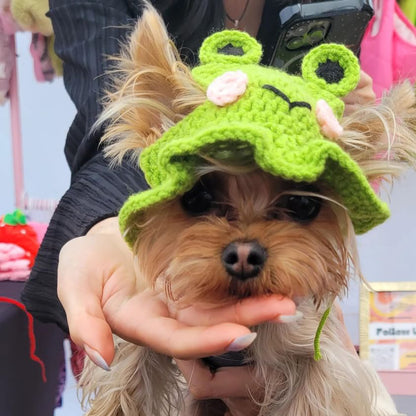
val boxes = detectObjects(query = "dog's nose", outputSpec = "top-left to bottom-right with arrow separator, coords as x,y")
222,240 -> 267,280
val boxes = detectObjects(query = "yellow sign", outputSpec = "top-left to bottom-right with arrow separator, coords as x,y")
360,282 -> 416,371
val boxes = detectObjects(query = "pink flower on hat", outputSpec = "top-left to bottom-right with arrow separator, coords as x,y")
207,70 -> 248,107
315,99 -> 343,139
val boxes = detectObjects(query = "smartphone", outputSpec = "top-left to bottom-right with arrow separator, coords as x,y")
257,0 -> 374,74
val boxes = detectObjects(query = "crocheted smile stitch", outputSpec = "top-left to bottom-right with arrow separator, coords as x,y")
119,30 -> 390,246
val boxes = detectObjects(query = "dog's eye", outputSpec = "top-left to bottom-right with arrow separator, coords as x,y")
181,183 -> 213,215
284,195 -> 321,222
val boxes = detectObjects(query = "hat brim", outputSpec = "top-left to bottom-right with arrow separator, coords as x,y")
119,123 -> 390,246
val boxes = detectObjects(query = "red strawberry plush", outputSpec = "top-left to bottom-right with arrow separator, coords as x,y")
0,210 -> 39,280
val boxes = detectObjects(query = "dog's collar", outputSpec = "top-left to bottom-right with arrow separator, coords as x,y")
201,351 -> 250,372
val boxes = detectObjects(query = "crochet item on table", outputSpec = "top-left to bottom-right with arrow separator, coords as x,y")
0,209 -> 39,281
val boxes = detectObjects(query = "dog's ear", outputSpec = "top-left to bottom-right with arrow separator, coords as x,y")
99,5 -> 204,165
339,82 -> 416,193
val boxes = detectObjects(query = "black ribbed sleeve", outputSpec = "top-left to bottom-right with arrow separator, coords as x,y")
50,0 -> 140,172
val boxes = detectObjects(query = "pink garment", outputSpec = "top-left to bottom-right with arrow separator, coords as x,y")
0,242 -> 31,281
30,33 -> 55,82
0,0 -> 21,35
0,0 -> 20,104
0,17 -> 13,104
361,0 -> 416,97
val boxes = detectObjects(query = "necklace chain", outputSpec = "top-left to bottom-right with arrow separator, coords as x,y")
225,0 -> 250,28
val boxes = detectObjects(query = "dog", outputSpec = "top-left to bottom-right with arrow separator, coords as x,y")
79,5 -> 416,416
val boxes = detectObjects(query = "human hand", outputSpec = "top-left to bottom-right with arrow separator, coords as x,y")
177,359 -> 261,416
58,217 -> 297,368
343,70 -> 376,116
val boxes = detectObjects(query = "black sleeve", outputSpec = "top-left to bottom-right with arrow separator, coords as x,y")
50,0 -> 140,172
22,0 -> 149,330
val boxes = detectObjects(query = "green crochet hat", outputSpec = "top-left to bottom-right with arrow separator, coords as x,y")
119,30 -> 390,246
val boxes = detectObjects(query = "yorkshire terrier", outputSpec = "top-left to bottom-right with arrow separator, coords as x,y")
79,5 -> 416,416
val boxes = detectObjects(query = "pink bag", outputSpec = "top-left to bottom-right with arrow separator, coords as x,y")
360,0 -> 416,97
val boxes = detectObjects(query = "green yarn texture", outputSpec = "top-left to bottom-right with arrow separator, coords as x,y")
119,30 -> 390,246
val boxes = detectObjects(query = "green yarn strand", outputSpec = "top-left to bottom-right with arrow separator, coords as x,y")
314,306 -> 331,361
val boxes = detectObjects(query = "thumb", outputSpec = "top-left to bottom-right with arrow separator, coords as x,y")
58,237 -> 115,369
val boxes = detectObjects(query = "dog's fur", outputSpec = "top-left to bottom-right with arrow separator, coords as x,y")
79,6 -> 416,416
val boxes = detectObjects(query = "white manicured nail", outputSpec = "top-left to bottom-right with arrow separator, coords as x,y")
84,345 -> 111,371
278,310 -> 304,323
227,332 -> 257,351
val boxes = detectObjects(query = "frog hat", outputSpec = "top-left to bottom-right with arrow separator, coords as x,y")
119,30 -> 389,246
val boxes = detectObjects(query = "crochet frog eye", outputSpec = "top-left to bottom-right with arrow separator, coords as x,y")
262,84 -> 312,111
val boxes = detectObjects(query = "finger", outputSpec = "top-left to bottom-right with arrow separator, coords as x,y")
176,295 -> 297,327
107,292 -> 256,359
343,103 -> 358,116
68,311 -> 114,370
176,359 -> 261,399
58,238 -> 115,367
357,70 -> 373,88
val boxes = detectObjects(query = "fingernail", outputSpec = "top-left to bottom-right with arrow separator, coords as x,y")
84,345 -> 111,371
277,310 -> 304,323
227,332 -> 257,352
